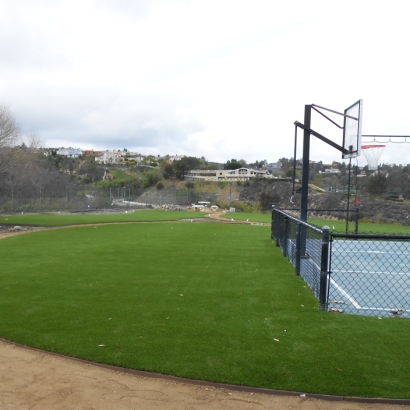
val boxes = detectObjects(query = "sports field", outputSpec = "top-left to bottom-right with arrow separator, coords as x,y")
0,211 -> 409,398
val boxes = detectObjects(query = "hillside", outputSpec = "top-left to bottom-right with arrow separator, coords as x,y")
138,178 -> 410,226
239,179 -> 410,225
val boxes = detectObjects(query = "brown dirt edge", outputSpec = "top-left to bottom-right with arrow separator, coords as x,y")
1,337 -> 409,406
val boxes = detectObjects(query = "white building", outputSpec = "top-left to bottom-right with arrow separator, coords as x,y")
56,147 -> 82,158
319,168 -> 341,174
95,151 -> 121,164
185,168 -> 272,181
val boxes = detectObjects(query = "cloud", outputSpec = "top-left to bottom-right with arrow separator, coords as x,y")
95,0 -> 170,19
0,0 -> 410,166
14,82 -> 204,154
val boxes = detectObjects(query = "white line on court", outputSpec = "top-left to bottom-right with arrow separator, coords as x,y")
329,278 -> 362,309
331,269 -> 410,276
358,306 -> 407,312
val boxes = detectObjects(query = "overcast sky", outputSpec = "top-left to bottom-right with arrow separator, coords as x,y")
1,0 -> 409,167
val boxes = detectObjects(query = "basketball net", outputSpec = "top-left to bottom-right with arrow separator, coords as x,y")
361,145 -> 386,170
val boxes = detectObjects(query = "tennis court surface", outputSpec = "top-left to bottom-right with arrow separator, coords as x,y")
328,240 -> 410,317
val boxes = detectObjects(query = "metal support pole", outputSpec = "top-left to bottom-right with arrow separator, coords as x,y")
283,216 -> 289,257
295,222 -> 301,276
300,105 -> 312,222
346,158 -> 352,233
271,206 -> 275,240
319,226 -> 330,311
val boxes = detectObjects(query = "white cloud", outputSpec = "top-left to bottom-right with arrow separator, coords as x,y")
0,0 -> 409,165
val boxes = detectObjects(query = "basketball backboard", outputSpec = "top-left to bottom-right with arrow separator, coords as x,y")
342,99 -> 363,159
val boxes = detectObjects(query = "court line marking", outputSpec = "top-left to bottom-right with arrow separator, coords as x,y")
332,269 -> 410,276
329,278 -> 361,309
329,279 -> 409,313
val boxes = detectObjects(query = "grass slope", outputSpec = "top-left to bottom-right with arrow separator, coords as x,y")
0,222 -> 409,398
0,210 -> 205,226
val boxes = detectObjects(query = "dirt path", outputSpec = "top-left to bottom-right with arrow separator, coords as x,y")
1,340 -> 409,410
0,221 -> 409,409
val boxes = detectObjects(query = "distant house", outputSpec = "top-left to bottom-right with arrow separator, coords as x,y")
169,155 -> 185,162
56,147 -> 82,158
185,168 -> 272,181
266,162 -> 282,172
185,170 -> 217,181
216,168 -> 272,181
95,151 -> 121,164
82,150 -> 103,157
319,168 -> 341,174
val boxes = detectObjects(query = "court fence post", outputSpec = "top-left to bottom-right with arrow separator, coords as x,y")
295,222 -> 301,276
271,205 -> 276,242
283,216 -> 289,257
355,207 -> 359,234
319,226 -> 330,311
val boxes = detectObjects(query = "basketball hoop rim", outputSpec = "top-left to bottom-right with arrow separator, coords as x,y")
361,144 -> 386,149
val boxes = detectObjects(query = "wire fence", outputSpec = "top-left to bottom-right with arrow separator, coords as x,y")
328,233 -> 410,318
0,187 -> 197,213
280,208 -> 359,234
271,208 -> 328,310
272,207 -> 410,318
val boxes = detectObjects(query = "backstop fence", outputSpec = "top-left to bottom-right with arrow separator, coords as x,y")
272,207 -> 410,318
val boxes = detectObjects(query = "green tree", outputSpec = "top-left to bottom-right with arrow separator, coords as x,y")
225,159 -> 242,170
173,156 -> 201,179
367,172 -> 388,195
163,164 -> 174,179
141,169 -> 160,188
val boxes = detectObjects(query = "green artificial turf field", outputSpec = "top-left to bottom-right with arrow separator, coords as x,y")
0,220 -> 409,398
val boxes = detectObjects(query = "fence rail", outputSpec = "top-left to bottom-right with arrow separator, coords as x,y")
272,206 -> 410,318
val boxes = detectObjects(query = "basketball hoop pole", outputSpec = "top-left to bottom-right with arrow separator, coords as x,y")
346,157 -> 352,233
297,105 -> 350,223
300,105 -> 311,223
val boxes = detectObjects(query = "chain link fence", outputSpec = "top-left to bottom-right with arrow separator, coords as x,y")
272,207 -> 410,317
271,208 -> 328,310
328,233 -> 410,318
0,187 -> 198,213
280,208 -> 359,234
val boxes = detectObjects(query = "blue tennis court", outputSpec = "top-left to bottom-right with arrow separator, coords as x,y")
328,240 -> 410,317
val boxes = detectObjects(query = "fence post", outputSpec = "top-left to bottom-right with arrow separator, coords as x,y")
355,207 -> 359,234
319,226 -> 330,311
271,205 -> 275,240
283,216 -> 289,257
295,222 -> 301,276
272,206 -> 281,247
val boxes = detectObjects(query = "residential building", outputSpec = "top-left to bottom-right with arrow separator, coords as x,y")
185,168 -> 272,181
56,147 -> 82,158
